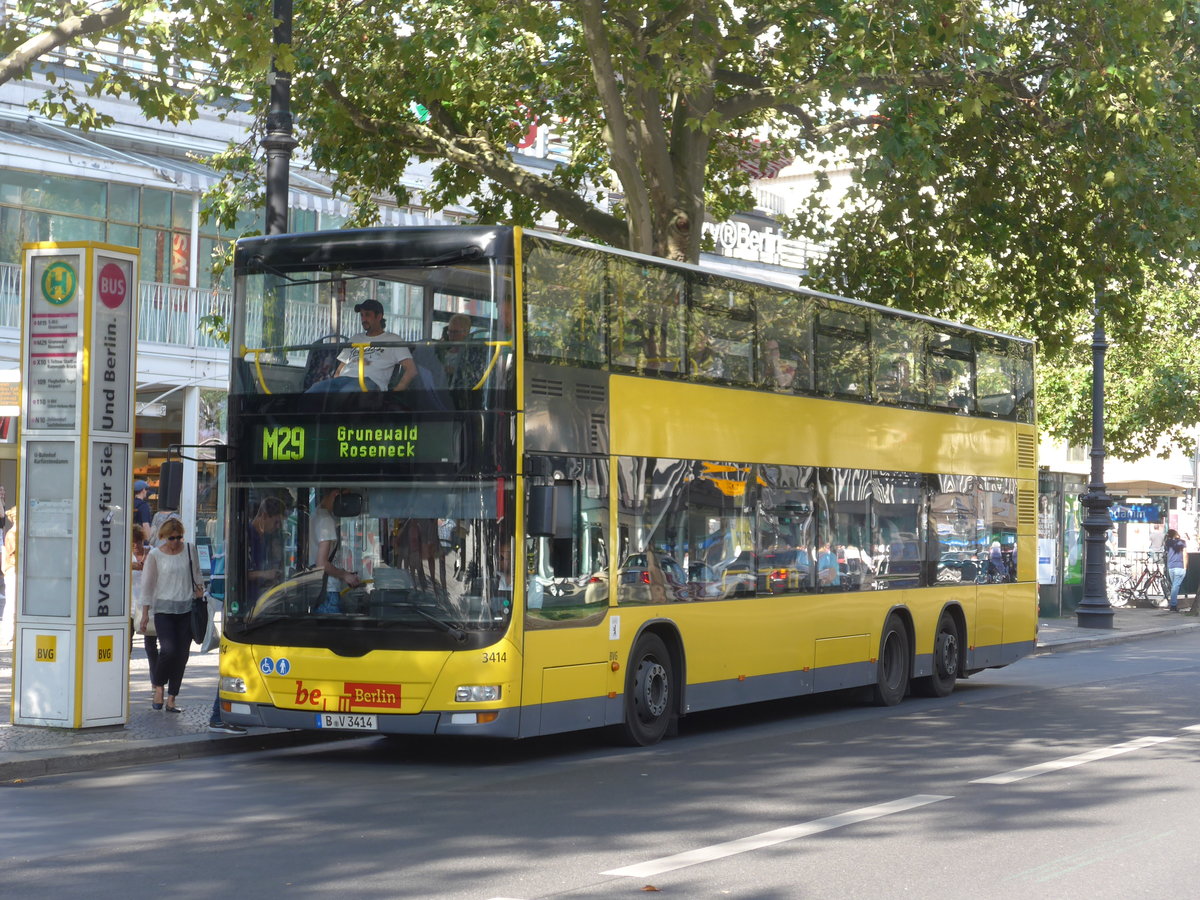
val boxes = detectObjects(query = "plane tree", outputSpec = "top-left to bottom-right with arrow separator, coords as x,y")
7,2 -> 1200,453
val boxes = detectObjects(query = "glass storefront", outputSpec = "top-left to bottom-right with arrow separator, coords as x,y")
0,169 -> 270,290
1038,471 -> 1086,617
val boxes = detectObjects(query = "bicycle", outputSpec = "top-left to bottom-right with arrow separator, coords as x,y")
1112,556 -> 1170,608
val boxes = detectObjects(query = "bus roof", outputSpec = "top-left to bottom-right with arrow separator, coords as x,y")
234,225 -> 1033,347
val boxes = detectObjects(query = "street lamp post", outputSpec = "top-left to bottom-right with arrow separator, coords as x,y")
262,0 -> 297,237
1076,279 -> 1115,628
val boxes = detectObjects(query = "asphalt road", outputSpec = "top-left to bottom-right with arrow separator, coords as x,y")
3,634 -> 1199,899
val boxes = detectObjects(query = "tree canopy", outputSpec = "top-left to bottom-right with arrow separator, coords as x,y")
1038,280 -> 1200,462
5,1 -> 1200,458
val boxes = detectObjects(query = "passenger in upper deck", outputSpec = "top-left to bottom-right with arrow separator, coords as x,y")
307,299 -> 418,393
437,313 -> 490,390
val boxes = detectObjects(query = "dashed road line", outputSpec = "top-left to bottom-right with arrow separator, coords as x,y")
970,735 -> 1178,785
600,794 -> 952,878
583,726 -> 1200,889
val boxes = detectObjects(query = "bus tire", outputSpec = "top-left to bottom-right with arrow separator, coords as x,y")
870,615 -> 909,707
914,612 -> 959,698
619,633 -> 674,746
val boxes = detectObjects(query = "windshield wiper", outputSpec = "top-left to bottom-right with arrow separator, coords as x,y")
236,614 -> 291,635
390,602 -> 468,643
235,605 -> 468,642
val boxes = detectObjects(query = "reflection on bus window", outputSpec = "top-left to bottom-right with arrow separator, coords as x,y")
230,480 -> 512,636
525,456 -> 609,628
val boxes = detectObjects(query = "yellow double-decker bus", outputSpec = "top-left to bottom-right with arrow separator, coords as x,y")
217,226 -> 1037,745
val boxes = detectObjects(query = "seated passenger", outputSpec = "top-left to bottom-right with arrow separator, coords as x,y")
762,339 -> 798,390
436,313 -> 490,390
690,332 -> 726,381
307,299 -> 417,393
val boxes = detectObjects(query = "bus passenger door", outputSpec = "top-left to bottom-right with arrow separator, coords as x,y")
520,463 -> 612,737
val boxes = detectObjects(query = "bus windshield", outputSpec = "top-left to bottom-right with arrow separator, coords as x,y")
224,479 -> 513,651
232,228 -> 514,408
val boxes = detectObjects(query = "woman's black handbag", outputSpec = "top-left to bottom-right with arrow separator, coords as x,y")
186,543 -> 208,646
189,595 -> 209,646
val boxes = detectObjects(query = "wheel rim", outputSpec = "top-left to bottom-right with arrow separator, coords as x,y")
637,658 -> 668,720
936,629 -> 959,677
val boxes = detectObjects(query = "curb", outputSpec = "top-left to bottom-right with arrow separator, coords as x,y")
0,728 -> 350,783
1034,620 -> 1200,656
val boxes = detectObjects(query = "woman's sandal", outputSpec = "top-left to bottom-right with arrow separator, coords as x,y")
165,698 -> 183,714
152,687 -> 164,710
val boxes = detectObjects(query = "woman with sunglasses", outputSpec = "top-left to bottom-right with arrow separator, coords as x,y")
138,518 -> 204,712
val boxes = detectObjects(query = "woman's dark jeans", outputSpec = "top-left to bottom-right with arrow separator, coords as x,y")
153,611 -> 191,697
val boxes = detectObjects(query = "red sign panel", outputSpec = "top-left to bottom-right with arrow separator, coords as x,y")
342,682 -> 403,710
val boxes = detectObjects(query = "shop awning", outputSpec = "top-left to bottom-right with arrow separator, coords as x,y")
1106,479 -> 1191,498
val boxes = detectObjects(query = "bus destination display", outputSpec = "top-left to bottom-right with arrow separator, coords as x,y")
254,420 -> 457,467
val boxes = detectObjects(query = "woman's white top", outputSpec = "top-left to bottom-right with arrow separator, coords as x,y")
142,545 -> 201,615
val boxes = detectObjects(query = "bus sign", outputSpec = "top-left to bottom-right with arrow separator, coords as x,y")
254,419 -> 458,467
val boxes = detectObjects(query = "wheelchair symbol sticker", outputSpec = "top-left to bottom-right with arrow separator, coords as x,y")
260,657 -> 275,675
276,658 -> 291,676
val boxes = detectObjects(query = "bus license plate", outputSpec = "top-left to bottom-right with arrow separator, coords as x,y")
315,713 -> 378,731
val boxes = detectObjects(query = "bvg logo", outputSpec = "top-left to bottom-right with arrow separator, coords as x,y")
35,634 -> 57,662
262,425 -> 305,461
41,261 -> 77,305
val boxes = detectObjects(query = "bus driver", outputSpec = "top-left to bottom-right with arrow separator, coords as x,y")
308,299 -> 418,393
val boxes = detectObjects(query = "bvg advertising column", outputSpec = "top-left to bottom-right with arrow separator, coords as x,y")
13,243 -> 138,727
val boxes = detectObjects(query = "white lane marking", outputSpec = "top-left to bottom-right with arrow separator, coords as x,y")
1183,724 -> 1200,732
971,736 -> 1177,785
601,794 -> 951,878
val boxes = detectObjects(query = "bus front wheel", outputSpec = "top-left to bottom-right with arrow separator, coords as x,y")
620,633 -> 674,746
914,612 -> 959,698
870,615 -> 910,707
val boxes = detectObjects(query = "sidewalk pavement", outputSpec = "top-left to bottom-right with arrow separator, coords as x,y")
3,605 -> 1198,782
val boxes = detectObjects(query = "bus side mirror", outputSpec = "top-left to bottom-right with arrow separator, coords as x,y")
528,483 -> 573,539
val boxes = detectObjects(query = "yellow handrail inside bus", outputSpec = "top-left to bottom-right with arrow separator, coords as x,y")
241,346 -> 273,395
349,342 -> 370,391
472,340 -> 514,391
241,338 -> 513,394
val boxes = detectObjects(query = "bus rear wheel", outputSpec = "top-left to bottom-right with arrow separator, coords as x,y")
914,612 -> 959,698
870,615 -> 910,707
619,633 -> 674,746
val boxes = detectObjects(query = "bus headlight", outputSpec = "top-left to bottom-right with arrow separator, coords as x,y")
455,685 -> 501,702
220,676 -> 247,694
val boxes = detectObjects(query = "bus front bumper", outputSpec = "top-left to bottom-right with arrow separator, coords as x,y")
221,701 -> 521,738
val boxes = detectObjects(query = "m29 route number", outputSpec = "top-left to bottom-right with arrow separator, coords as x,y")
482,651 -> 507,663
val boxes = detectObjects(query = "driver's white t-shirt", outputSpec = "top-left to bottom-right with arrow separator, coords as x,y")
338,331 -> 412,388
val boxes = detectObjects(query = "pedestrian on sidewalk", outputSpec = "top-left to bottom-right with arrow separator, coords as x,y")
1,505 -> 16,650
139,518 -> 203,713
133,480 -> 153,536
130,523 -> 158,682
1165,528 -> 1187,612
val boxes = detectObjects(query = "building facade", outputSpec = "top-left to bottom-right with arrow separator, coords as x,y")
0,53 -> 459,551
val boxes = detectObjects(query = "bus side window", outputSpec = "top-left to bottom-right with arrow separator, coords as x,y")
610,257 -> 685,374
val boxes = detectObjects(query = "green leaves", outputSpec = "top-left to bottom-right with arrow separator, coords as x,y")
9,1 -> 1200,454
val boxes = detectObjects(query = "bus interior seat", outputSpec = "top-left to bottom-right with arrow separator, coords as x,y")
302,334 -> 348,390
977,392 -> 1016,416
405,343 -> 452,410
243,359 -> 305,394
